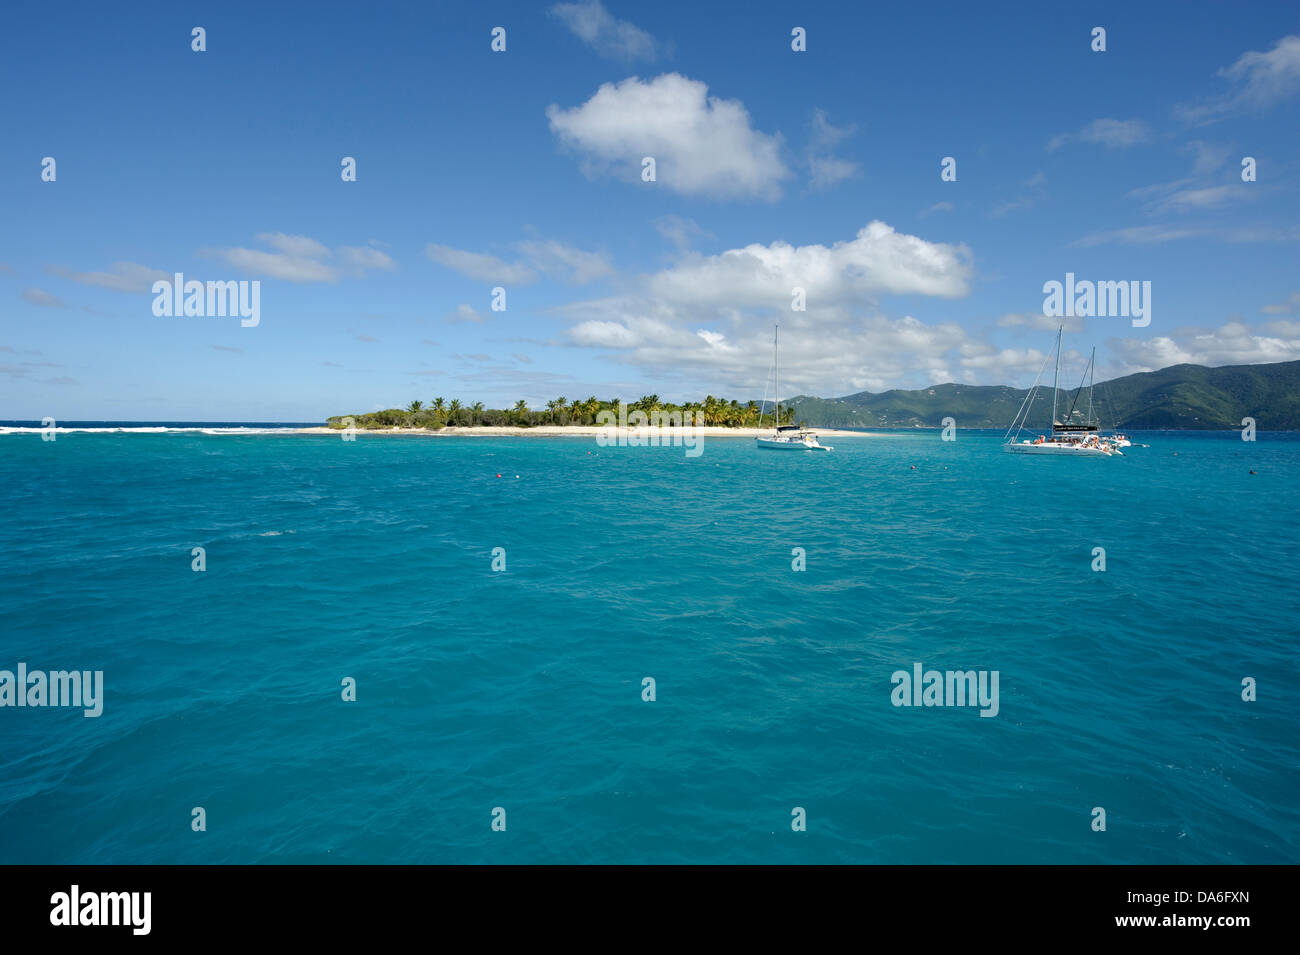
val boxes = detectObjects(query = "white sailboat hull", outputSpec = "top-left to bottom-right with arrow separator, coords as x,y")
1003,441 -> 1120,456
756,437 -> 832,451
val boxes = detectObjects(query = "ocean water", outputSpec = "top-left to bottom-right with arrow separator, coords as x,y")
1,429 -> 1296,864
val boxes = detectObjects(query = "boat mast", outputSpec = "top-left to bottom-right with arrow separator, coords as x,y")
774,324 -> 780,428
1086,347 -> 1096,425
1050,324 -> 1062,429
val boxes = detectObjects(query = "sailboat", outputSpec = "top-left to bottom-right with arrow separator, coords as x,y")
755,325 -> 833,452
1004,326 -> 1122,456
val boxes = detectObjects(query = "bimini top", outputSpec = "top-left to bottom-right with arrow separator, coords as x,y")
777,424 -> 801,432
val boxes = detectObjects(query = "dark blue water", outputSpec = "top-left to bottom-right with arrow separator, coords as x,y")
1,429 -> 1296,863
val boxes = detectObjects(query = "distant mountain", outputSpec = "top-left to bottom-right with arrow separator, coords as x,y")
784,359 -> 1300,430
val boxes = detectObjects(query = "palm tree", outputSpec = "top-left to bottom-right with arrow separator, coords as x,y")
568,398 -> 583,425
513,399 -> 528,425
471,402 -> 484,426
448,398 -> 462,426
432,397 -> 447,415
702,395 -> 721,426
547,396 -> 567,424
406,400 -> 424,413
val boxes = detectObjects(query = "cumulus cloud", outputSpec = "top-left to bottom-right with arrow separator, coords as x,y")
546,73 -> 790,200
1179,35 -> 1300,123
646,221 -> 972,307
1109,320 -> 1300,372
554,221 -> 983,396
45,261 -> 168,292
1047,118 -> 1153,151
550,0 -> 657,61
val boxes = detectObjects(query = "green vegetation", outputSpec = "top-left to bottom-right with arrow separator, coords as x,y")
785,359 -> 1300,430
326,395 -> 796,430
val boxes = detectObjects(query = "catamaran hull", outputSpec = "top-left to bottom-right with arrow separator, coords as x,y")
757,438 -> 826,451
1003,442 -> 1121,456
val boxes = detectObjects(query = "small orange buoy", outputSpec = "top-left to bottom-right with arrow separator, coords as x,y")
910,465 -> 916,470
496,473 -> 501,478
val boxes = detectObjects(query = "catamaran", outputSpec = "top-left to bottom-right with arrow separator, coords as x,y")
755,325 -> 833,452
1004,326 -> 1122,456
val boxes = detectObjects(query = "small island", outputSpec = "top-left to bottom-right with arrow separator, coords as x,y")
323,395 -> 796,431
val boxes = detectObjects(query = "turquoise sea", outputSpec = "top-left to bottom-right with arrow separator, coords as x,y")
1,428 -> 1296,864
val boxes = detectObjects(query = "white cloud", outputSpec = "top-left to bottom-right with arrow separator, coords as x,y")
550,0 -> 657,61
516,239 -> 613,284
21,288 -> 65,308
546,73 -> 790,200
213,233 -> 393,283
260,233 -> 331,259
45,261 -> 168,292
1109,320 -> 1300,372
1262,292 -> 1300,314
573,313 -> 1069,396
425,245 -> 536,284
806,109 -> 860,190
426,239 -> 611,285
997,312 -> 1086,333
555,222 -> 978,396
1179,35 -> 1300,123
1072,225 -> 1210,247
447,304 -> 487,324
338,246 -> 397,272
1047,118 -> 1152,151
991,172 -> 1047,218
647,221 -> 972,307
809,155 -> 860,190
918,201 -> 954,218
1073,223 -> 1299,247
1124,143 -> 1257,216
653,214 -> 711,250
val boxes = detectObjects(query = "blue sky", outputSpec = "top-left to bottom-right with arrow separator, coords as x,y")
3,0 -> 1298,420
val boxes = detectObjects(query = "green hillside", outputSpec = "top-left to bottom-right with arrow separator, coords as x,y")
784,359 -> 1300,430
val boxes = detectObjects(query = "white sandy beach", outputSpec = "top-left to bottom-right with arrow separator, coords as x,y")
293,425 -> 878,438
